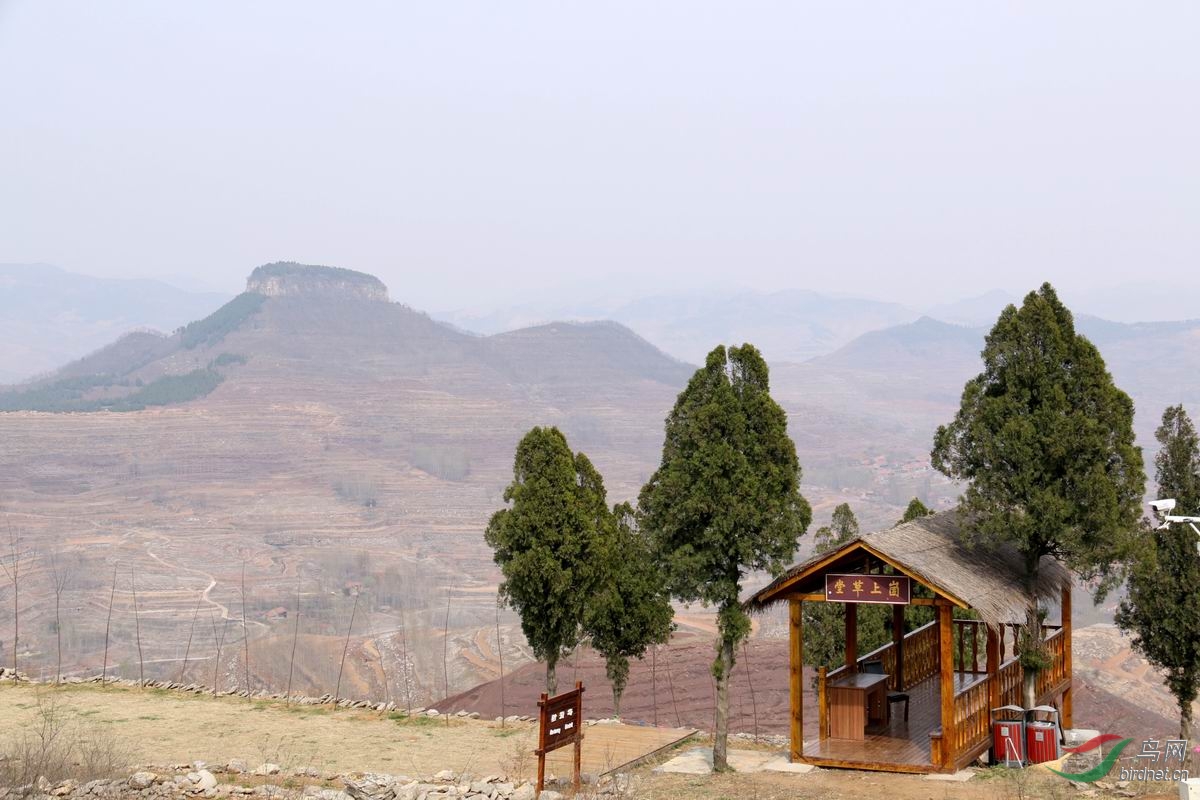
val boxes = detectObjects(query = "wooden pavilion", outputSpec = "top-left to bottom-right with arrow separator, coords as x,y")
746,511 -> 1074,774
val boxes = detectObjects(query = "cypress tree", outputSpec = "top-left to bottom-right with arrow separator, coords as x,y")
898,497 -> 933,525
639,344 -> 811,770
1116,405 -> 1200,740
584,503 -> 675,718
485,427 -> 605,694
931,283 -> 1144,704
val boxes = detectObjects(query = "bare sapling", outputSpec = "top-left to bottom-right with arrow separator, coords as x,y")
286,573 -> 300,705
178,591 -> 203,684
131,568 -> 144,687
334,589 -> 360,702
377,625 -> 391,706
664,639 -> 681,728
651,645 -> 658,727
442,587 -> 451,726
101,564 -> 117,684
241,558 -> 251,699
211,612 -> 229,694
0,524 -> 24,674
397,594 -> 412,713
47,549 -> 72,683
742,641 -> 758,742
496,595 -> 505,727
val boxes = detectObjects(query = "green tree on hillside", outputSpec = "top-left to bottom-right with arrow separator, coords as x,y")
639,344 -> 811,770
931,283 -> 1145,706
584,503 -> 674,718
898,497 -> 933,525
804,504 -> 887,671
1116,405 -> 1200,740
813,503 -> 859,553
485,427 -> 605,694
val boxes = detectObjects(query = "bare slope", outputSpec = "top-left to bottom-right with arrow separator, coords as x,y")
0,263 -> 691,704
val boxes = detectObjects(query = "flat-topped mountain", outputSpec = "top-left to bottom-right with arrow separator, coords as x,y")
246,261 -> 390,301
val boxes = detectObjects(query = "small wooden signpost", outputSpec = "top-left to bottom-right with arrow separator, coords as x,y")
535,681 -> 584,794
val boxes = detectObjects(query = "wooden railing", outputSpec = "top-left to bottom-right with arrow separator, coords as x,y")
950,676 -> 991,757
945,626 -> 1069,769
1036,628 -> 1069,699
997,657 -> 1022,708
904,620 -> 939,689
954,619 -> 985,673
825,619 -> 940,691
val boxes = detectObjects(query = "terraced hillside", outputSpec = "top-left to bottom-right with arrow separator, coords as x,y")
4,263 -> 1198,723
0,263 -> 694,703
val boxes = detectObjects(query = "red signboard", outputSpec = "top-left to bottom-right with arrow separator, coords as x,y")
825,573 -> 911,604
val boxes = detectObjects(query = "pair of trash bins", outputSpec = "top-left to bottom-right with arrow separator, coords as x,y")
991,705 -> 1062,766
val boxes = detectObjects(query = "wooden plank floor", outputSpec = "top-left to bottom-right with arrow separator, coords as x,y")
802,672 -> 984,770
544,723 -> 696,777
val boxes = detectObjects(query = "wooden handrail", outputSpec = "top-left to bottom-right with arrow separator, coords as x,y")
826,618 -> 939,690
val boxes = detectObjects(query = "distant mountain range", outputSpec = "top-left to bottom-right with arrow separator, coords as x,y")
6,262 -> 1197,528
437,289 -> 918,364
7,263 -> 1197,384
0,263 -> 231,383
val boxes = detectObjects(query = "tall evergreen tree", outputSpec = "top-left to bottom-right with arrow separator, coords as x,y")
639,344 -> 811,770
931,283 -> 1145,704
485,427 -> 605,694
813,503 -> 859,553
584,503 -> 675,718
898,497 -> 933,525
1116,405 -> 1200,740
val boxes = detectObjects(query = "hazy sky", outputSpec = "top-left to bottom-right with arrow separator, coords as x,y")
2,2 -> 1197,312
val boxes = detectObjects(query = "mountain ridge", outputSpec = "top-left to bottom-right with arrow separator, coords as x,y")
0,262 -> 691,411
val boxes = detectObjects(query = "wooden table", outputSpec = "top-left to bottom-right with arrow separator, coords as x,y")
827,672 -> 889,741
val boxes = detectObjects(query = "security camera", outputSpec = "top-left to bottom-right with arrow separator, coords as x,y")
1150,498 -> 1177,513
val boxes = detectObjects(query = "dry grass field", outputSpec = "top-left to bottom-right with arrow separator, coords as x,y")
3,681 -> 1179,800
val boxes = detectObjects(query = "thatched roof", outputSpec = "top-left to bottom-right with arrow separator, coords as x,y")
745,510 -> 1071,627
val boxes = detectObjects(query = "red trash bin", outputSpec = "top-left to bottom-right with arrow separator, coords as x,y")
1025,706 -> 1062,764
991,705 -> 1025,766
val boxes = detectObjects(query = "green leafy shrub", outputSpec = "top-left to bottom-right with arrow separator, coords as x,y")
210,352 -> 248,367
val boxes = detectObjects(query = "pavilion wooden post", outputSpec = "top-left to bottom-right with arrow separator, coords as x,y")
986,625 -> 1000,710
937,602 -> 955,770
891,604 -> 905,690
789,599 -> 804,761
817,666 -> 828,740
1061,583 -> 1073,727
845,602 -> 858,673
985,624 -> 1000,764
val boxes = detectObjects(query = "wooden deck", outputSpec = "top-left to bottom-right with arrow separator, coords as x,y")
802,671 -> 984,773
544,722 -> 696,777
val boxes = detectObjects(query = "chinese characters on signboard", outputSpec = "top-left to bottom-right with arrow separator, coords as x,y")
537,684 -> 584,754
824,573 -> 911,604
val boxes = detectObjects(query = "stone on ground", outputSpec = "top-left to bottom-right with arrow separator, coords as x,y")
924,769 -> 975,782
654,747 -> 815,775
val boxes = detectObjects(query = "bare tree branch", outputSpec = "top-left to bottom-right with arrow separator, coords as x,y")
47,550 -> 72,684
